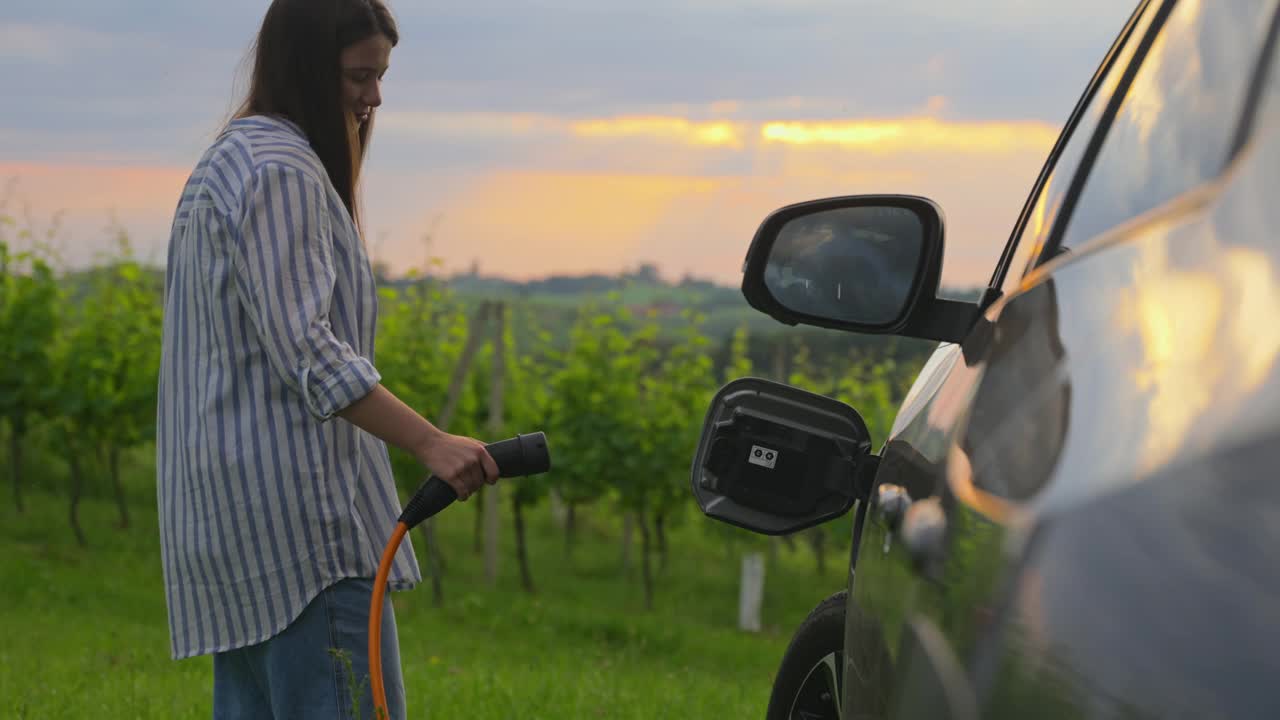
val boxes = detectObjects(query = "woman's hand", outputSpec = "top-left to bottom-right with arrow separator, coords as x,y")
413,429 -> 500,501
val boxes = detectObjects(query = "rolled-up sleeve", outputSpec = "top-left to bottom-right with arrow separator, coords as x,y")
231,162 -> 380,421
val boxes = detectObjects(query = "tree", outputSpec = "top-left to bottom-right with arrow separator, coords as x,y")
546,298 -> 650,561
375,279 -> 471,604
48,237 -> 161,543
96,253 -> 163,529
500,305 -> 556,593
830,356 -> 900,450
628,310 -> 714,608
0,233 -> 61,512
786,341 -> 838,574
0,237 -> 60,514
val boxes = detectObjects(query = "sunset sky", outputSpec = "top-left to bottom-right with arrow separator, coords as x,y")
2,0 -> 1135,288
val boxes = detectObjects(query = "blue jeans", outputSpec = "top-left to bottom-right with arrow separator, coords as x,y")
212,578 -> 406,720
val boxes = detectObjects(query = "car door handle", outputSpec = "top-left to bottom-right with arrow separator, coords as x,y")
875,483 -> 912,531
875,484 -> 947,567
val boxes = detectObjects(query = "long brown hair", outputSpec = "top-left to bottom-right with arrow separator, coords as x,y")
233,0 -> 398,227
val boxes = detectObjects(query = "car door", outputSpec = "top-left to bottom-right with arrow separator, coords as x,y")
847,0 -> 1280,717
961,2 -> 1280,717
839,2 -> 1163,715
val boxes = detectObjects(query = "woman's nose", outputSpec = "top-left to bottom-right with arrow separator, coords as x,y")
364,82 -> 382,108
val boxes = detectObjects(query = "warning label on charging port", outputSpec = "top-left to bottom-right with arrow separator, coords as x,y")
748,445 -> 778,469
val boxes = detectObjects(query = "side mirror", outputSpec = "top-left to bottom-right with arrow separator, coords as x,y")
741,195 -> 978,343
691,377 -> 876,535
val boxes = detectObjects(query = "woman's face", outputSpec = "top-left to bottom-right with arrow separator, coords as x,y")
340,33 -> 392,126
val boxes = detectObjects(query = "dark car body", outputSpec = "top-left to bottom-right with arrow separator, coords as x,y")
699,1 -> 1280,717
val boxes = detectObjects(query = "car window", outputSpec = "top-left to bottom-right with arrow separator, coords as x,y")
1233,7 -> 1280,154
1053,0 -> 1280,254
1265,23 -> 1280,121
996,1 -> 1160,296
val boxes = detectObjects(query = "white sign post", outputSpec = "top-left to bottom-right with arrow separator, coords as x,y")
739,552 -> 765,632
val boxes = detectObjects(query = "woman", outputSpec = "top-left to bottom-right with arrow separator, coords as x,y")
155,2 -> 498,718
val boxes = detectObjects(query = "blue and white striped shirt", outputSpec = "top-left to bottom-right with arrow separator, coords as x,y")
156,115 -> 420,661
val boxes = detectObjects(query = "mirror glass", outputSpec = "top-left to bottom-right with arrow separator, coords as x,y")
763,205 -> 925,325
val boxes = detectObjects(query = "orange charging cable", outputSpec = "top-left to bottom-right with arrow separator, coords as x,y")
369,521 -> 408,719
366,433 -> 550,718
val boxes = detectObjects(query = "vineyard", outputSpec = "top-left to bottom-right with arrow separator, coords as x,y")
1,214 -> 924,716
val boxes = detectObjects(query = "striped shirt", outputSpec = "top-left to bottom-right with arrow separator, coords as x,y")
156,115 -> 420,661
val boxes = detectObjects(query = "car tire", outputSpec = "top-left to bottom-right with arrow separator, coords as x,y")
766,590 -> 847,720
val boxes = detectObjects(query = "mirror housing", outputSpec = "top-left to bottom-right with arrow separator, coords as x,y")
691,377 -> 876,536
741,194 -> 978,343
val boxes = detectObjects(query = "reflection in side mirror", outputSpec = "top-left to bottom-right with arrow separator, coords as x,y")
740,195 -> 978,343
763,204 -> 925,326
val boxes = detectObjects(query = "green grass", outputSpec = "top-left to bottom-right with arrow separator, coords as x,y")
0,467 -> 847,718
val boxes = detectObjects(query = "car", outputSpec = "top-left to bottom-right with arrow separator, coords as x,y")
689,0 -> 1280,717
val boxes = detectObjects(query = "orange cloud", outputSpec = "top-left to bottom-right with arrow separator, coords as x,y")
570,116 -> 746,149
760,117 -> 1058,154
379,111 -> 750,149
380,109 -> 1059,159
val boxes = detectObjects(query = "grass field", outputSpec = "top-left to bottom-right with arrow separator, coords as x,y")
0,462 -> 848,719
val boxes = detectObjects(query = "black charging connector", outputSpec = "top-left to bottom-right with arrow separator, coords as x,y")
398,432 -> 551,529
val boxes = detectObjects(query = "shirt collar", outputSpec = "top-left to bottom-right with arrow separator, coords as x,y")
226,114 -> 306,139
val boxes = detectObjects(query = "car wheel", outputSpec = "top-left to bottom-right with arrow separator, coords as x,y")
767,590 -> 847,720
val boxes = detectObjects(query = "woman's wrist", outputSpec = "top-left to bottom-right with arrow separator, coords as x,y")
410,424 -> 443,468
338,384 -> 443,465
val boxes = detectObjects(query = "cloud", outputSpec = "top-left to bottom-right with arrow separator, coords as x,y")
4,1 -> 1134,171
379,107 -> 1057,147
571,116 -> 746,149
377,110 -> 752,148
359,105 -> 1056,287
0,22 -> 115,63
364,143 -> 1046,289
2,100 -> 1060,287
0,18 -> 244,157
760,117 -> 1059,154
3,0 -> 1123,287
385,0 -> 1133,124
